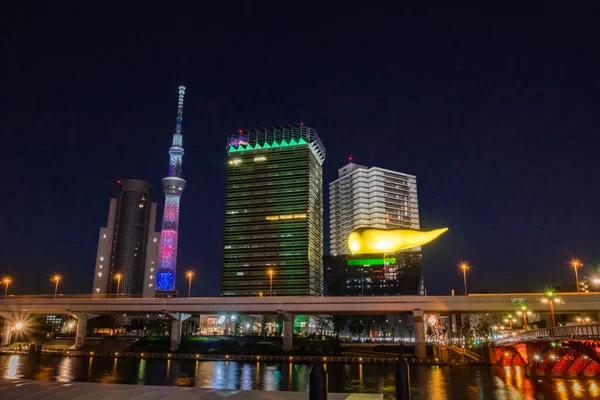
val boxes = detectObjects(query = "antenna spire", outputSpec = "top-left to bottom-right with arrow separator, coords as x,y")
176,86 -> 186,134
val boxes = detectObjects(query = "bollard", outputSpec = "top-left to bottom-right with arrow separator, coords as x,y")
309,362 -> 328,400
395,355 -> 410,400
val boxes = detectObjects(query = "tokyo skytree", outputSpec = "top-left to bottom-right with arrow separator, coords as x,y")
156,86 -> 186,291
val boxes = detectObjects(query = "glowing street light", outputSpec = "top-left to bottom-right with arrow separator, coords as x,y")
267,268 -> 275,297
571,259 -> 582,293
114,273 -> 122,296
504,314 -> 517,330
542,290 -> 561,327
51,275 -> 61,299
186,270 -> 195,298
459,262 -> 470,295
15,322 -> 23,330
2,277 -> 11,299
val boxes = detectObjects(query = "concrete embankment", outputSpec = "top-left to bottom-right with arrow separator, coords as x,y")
0,379 -> 383,399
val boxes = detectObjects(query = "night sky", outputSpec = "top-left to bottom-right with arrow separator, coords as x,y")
2,5 -> 599,297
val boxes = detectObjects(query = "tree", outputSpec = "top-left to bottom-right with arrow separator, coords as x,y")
348,318 -> 365,340
332,316 -> 346,339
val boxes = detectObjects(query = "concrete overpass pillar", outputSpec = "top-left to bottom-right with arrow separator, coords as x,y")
413,309 -> 426,359
2,320 -> 11,346
168,313 -> 191,352
279,312 -> 294,352
69,313 -> 98,349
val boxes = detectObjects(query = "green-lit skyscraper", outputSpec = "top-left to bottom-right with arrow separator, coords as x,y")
221,124 -> 326,297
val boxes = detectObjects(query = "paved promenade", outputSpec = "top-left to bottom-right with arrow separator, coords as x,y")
0,379 -> 383,399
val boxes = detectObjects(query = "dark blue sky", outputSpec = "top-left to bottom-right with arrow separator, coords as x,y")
2,5 -> 599,296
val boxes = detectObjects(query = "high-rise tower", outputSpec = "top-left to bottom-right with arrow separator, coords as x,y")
221,124 -> 326,297
156,86 -> 187,293
92,179 -> 160,298
329,162 -> 419,255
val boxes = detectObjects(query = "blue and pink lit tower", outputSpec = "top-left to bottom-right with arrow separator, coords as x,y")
156,86 -> 187,293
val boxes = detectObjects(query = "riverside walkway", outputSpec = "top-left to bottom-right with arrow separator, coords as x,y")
0,379 -> 383,399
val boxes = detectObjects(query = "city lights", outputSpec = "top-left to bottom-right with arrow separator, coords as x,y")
15,322 -> 23,330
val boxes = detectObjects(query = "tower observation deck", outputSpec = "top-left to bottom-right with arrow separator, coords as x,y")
156,86 -> 186,292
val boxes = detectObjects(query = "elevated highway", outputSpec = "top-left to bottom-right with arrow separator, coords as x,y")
1,292 -> 599,315
1,293 -> 598,357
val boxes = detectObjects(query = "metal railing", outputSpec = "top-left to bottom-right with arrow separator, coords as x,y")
493,324 -> 600,346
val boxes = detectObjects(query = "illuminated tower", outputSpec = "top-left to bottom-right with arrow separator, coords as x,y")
156,86 -> 187,293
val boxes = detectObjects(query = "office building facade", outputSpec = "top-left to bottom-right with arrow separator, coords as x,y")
329,163 -> 419,255
221,124 -> 326,297
92,179 -> 159,298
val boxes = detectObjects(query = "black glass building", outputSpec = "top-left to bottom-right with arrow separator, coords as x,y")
221,124 -> 326,297
324,251 -> 423,296
92,179 -> 158,298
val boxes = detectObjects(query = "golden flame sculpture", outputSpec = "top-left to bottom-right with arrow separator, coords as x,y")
348,227 -> 448,254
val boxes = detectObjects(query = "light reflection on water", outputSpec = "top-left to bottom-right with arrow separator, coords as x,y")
1,355 -> 600,399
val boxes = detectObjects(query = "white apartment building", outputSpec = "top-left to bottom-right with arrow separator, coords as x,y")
329,163 -> 419,255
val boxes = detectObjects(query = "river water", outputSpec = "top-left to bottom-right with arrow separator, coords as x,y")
1,354 -> 599,399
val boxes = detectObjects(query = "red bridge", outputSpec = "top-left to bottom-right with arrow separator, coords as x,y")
491,324 -> 600,377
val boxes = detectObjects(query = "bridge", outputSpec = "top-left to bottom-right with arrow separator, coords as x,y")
491,324 -> 600,377
1,293 -> 599,358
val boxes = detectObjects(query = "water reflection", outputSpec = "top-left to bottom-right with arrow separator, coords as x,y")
5,355 -> 20,379
1,355 -> 600,399
57,356 -> 73,382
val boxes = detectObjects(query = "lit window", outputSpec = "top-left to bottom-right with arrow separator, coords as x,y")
138,203 -> 144,208
153,238 -> 158,243
149,284 -> 153,287
99,265 -> 103,269
254,156 -> 267,162
103,234 -> 107,238
150,275 -> 154,280
97,272 -> 102,277
150,268 -> 154,272
95,288 -> 100,293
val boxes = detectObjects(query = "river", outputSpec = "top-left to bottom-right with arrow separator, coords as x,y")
1,354 -> 599,399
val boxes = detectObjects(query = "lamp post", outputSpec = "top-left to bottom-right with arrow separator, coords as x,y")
571,259 -> 582,293
186,270 -> 194,298
51,275 -> 61,299
504,315 -> 517,330
267,269 -> 274,297
2,277 -> 11,299
542,291 -> 561,327
459,262 -> 469,295
114,273 -> 122,297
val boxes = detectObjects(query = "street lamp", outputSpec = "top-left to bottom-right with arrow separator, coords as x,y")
516,306 -> 532,329
186,270 -> 195,298
51,275 -> 61,299
114,273 -> 122,297
267,269 -> 274,297
459,262 -> 469,295
542,291 -> 561,327
504,315 -> 517,330
571,259 -> 582,293
2,277 -> 11,299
